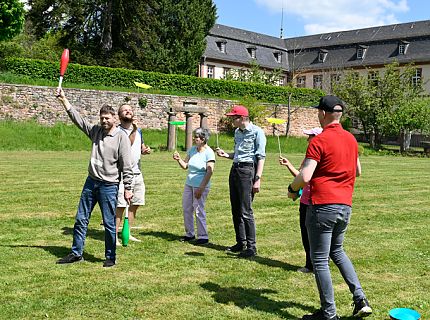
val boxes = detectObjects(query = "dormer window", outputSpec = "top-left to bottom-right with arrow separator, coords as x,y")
398,41 -> 409,55
357,45 -> 368,59
318,49 -> 328,62
247,46 -> 257,59
273,51 -> 282,63
216,40 -> 226,53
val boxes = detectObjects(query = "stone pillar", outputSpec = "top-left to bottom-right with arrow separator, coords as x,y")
185,112 -> 193,151
167,111 -> 176,151
199,113 -> 208,129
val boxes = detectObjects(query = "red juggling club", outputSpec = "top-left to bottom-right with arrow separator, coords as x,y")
58,49 -> 69,90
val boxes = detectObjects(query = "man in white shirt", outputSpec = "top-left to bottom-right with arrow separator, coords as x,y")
116,104 -> 151,244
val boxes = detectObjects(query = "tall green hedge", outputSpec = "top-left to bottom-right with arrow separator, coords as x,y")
1,57 -> 324,105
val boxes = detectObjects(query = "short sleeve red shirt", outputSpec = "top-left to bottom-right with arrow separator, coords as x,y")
305,123 -> 358,206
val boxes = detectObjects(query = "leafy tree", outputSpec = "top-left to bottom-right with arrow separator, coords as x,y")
225,60 -> 285,86
392,97 -> 430,151
334,61 -> 428,151
0,0 -> 25,41
0,20 -> 63,61
26,0 -> 216,75
333,71 -> 379,147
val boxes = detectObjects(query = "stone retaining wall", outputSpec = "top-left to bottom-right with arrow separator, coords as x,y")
0,83 -> 320,136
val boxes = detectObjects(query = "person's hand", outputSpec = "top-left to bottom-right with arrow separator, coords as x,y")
287,190 -> 299,201
142,146 -> 151,155
56,88 -> 66,100
173,151 -> 181,161
124,189 -> 133,204
287,184 -> 300,201
194,187 -> 203,199
216,148 -> 228,158
279,156 -> 290,166
253,179 -> 261,194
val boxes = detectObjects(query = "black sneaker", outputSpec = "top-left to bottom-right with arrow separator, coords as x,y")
238,248 -> 256,258
352,298 -> 372,317
180,236 -> 195,242
195,239 -> 209,245
57,253 -> 83,264
302,309 -> 339,320
226,243 -> 246,252
103,259 -> 115,268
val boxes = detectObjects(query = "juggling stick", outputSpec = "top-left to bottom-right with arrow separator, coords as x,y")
169,120 -> 186,150
121,205 -> 130,247
58,49 -> 69,91
215,105 -> 219,148
267,118 -> 286,156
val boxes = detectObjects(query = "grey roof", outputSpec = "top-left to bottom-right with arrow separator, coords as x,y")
285,20 -> 430,50
210,24 -> 286,49
289,35 -> 430,71
204,20 -> 430,73
204,24 -> 289,70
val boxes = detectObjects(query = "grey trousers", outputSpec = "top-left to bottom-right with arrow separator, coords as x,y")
306,204 -> 366,319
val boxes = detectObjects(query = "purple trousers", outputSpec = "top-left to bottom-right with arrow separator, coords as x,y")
182,184 -> 210,239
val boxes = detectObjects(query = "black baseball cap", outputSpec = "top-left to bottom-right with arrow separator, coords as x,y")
313,95 -> 345,112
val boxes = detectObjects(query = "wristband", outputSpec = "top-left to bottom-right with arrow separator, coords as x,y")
288,184 -> 300,194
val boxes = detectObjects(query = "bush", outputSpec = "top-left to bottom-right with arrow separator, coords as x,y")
1,57 -> 324,105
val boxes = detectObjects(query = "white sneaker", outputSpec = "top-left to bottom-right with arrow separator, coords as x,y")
116,240 -> 121,246
129,235 -> 142,242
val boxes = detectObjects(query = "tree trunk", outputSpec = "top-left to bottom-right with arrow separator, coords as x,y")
400,129 -> 412,153
369,131 -> 376,149
100,1 -> 113,52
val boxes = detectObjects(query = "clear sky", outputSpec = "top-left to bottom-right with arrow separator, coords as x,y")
212,0 -> 430,38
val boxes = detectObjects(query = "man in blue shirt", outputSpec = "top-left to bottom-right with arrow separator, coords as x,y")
216,105 -> 266,258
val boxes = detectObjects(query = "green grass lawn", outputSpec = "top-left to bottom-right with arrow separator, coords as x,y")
0,151 -> 428,319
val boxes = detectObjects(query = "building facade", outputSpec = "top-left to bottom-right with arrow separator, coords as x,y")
200,20 -> 430,95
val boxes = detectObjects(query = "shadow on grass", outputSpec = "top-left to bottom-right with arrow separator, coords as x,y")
141,230 -> 183,242
201,281 -> 314,319
62,226 -> 105,241
141,230 -> 300,271
184,252 -> 205,257
1,244 -> 104,262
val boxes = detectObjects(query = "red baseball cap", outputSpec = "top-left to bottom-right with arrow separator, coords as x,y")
225,105 -> 249,117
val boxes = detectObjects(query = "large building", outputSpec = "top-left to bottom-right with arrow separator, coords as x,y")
200,20 -> 430,94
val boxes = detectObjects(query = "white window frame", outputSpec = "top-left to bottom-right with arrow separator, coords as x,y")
357,46 -> 368,59
412,68 -> 422,86
223,67 -> 230,79
207,65 -> 214,79
318,50 -> 328,63
274,52 -> 282,63
297,76 -> 306,88
330,74 -> 340,92
217,41 -> 226,53
313,74 -> 323,89
368,71 -> 378,85
247,47 -> 256,59
398,42 -> 409,55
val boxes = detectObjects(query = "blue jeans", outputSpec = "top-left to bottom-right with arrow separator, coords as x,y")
306,204 -> 365,319
71,176 -> 118,261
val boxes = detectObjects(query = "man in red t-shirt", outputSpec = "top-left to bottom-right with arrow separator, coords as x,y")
287,95 -> 372,320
